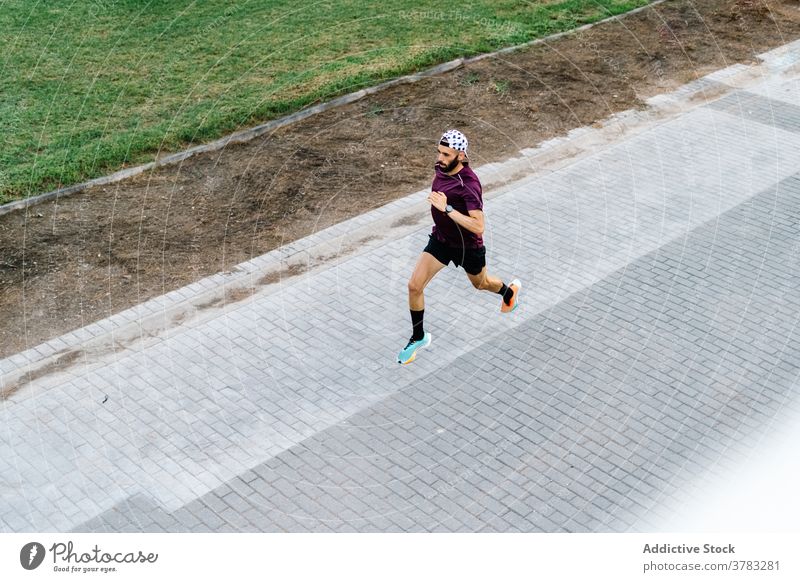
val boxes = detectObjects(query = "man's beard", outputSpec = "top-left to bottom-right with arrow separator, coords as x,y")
437,157 -> 460,173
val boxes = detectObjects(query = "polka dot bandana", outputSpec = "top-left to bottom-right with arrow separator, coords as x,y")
439,129 -> 468,153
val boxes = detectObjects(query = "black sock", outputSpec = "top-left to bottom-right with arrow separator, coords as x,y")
498,283 -> 513,305
410,309 -> 425,341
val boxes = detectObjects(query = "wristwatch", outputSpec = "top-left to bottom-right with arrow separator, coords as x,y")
445,204 -> 454,214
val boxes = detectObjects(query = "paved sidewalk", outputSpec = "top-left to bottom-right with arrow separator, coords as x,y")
3,40 -> 800,533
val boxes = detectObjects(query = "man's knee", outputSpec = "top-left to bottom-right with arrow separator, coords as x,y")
408,278 -> 424,295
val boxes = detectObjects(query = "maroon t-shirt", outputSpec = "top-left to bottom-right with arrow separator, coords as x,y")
430,165 -> 484,249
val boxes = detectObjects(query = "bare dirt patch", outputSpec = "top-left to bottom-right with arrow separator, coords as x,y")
0,349 -> 83,400
2,0 -> 800,358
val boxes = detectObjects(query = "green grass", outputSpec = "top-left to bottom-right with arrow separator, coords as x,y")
460,72 -> 482,87
491,80 -> 511,95
0,0 -> 647,202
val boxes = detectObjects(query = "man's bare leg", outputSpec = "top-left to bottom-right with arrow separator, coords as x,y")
398,252 -> 446,364
467,267 -> 521,312
408,252 -> 447,311
466,267 -> 503,293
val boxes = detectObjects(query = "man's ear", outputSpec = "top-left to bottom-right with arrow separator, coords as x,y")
458,151 -> 466,161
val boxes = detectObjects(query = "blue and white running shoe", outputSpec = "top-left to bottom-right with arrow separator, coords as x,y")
397,332 -> 432,365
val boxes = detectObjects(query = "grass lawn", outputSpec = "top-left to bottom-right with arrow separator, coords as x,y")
0,0 -> 647,203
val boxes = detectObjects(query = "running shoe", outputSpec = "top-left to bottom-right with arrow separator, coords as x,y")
397,332 -> 432,364
501,278 -> 521,313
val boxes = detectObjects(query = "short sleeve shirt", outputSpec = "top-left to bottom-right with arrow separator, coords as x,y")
430,165 -> 484,249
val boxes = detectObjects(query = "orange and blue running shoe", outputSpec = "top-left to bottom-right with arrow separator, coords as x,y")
501,278 -> 521,313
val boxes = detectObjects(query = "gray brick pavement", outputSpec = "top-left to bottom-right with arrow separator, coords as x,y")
75,166 -> 800,533
709,90 -> 800,134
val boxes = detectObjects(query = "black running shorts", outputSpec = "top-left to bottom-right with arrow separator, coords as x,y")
423,235 -> 486,276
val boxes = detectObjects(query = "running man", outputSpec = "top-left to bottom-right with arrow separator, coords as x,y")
397,129 -> 521,365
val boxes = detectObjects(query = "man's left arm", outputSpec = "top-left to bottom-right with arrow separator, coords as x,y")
449,208 -> 484,235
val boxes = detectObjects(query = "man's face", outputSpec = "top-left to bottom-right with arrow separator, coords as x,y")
436,145 -> 464,173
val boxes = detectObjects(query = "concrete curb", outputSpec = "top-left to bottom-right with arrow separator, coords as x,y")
0,0 -> 665,217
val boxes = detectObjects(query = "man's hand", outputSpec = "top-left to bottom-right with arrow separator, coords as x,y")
428,191 -> 447,212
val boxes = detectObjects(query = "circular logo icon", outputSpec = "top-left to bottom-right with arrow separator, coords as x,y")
20,542 -> 46,570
